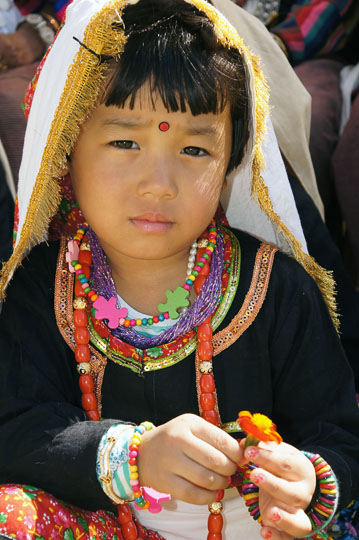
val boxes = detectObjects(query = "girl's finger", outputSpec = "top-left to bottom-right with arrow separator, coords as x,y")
187,415 -> 242,464
163,473 -> 220,505
261,505 -> 313,538
171,452 -> 231,491
183,434 -> 239,478
250,467 -> 313,508
260,526 -> 294,540
245,442 -> 313,482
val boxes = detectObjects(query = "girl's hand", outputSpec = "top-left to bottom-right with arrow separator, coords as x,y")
138,413 -> 242,505
243,441 -> 316,540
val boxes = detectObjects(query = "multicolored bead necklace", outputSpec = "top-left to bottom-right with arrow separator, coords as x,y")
67,222 -> 219,332
70,220 -> 226,538
80,223 -> 224,349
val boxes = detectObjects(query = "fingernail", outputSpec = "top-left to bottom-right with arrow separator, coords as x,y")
263,531 -> 272,539
271,509 -> 281,522
245,446 -> 259,460
252,471 -> 265,484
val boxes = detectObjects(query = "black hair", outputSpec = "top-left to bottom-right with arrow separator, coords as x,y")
104,0 -> 250,173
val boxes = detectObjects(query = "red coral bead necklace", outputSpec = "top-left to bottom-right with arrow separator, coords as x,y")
71,221 -> 224,539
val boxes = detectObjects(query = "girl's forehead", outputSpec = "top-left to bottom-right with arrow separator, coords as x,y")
86,100 -> 232,135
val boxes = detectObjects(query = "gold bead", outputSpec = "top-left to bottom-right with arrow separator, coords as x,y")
77,362 -> 91,375
80,241 -> 90,251
73,297 -> 87,309
198,239 -> 208,248
208,501 -> 223,514
199,361 -> 213,374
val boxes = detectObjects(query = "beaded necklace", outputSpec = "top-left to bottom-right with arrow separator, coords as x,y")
86,224 -> 224,348
70,221 -> 226,539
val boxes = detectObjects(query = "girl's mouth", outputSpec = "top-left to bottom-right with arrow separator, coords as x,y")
130,213 -> 174,233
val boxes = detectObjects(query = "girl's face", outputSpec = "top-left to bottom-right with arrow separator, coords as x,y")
69,88 -> 232,266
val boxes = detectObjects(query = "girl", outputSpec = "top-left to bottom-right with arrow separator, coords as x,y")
0,1 -> 358,539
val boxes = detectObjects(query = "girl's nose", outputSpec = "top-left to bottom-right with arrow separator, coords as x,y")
136,158 -> 178,200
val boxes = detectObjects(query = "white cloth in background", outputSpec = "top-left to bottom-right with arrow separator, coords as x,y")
340,63 -> 359,135
0,0 -> 21,33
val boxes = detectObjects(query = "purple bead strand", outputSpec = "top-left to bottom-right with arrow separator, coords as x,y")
87,226 -> 224,349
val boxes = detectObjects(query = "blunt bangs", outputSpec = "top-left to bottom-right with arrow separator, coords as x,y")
103,0 -> 250,172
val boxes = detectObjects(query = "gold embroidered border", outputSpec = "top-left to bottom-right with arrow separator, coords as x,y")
212,243 -> 277,356
54,237 -> 107,416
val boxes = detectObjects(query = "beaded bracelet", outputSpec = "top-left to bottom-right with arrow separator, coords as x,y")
242,453 -> 339,539
129,421 -> 155,510
301,452 -> 339,539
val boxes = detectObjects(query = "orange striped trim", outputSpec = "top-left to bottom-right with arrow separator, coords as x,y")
212,243 -> 277,356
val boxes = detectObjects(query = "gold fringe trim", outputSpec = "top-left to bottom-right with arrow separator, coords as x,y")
0,0 -> 339,330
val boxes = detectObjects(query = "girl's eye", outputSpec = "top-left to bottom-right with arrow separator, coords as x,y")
110,140 -> 139,149
181,146 -> 208,156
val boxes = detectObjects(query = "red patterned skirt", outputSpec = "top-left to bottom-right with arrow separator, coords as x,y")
0,485 -> 164,540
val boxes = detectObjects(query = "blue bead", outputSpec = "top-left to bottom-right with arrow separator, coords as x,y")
142,318 -> 148,325
80,278 -> 87,284
158,314 -> 164,321
186,279 -> 192,286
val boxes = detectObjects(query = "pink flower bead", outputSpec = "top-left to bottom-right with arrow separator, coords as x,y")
129,450 -> 138,457
194,265 -> 201,272
76,269 -> 82,275
81,282 -> 88,289
164,312 -> 169,319
205,249 -> 212,256
130,319 -> 136,326
199,257 -> 206,263
183,284 -> 190,291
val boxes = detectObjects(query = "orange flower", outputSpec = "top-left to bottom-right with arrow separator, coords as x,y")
237,411 -> 282,444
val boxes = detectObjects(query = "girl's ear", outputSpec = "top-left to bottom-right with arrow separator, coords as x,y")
59,164 -> 70,177
222,177 -> 228,189
59,155 -> 71,177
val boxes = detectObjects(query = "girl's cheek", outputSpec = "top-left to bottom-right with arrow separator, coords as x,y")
194,172 -> 225,206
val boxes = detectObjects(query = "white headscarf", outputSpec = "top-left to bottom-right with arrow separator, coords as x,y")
0,0 -> 337,327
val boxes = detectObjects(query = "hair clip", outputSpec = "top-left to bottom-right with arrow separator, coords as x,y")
73,37 -> 113,64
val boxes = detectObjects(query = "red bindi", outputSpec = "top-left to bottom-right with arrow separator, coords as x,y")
159,121 -> 170,132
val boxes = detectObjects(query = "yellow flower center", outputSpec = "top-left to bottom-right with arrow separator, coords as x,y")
251,413 -> 274,431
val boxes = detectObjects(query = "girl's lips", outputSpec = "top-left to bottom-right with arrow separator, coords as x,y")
131,214 -> 174,233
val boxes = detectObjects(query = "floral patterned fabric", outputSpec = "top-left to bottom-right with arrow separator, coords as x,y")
0,485 -> 164,540
0,484 -> 357,540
